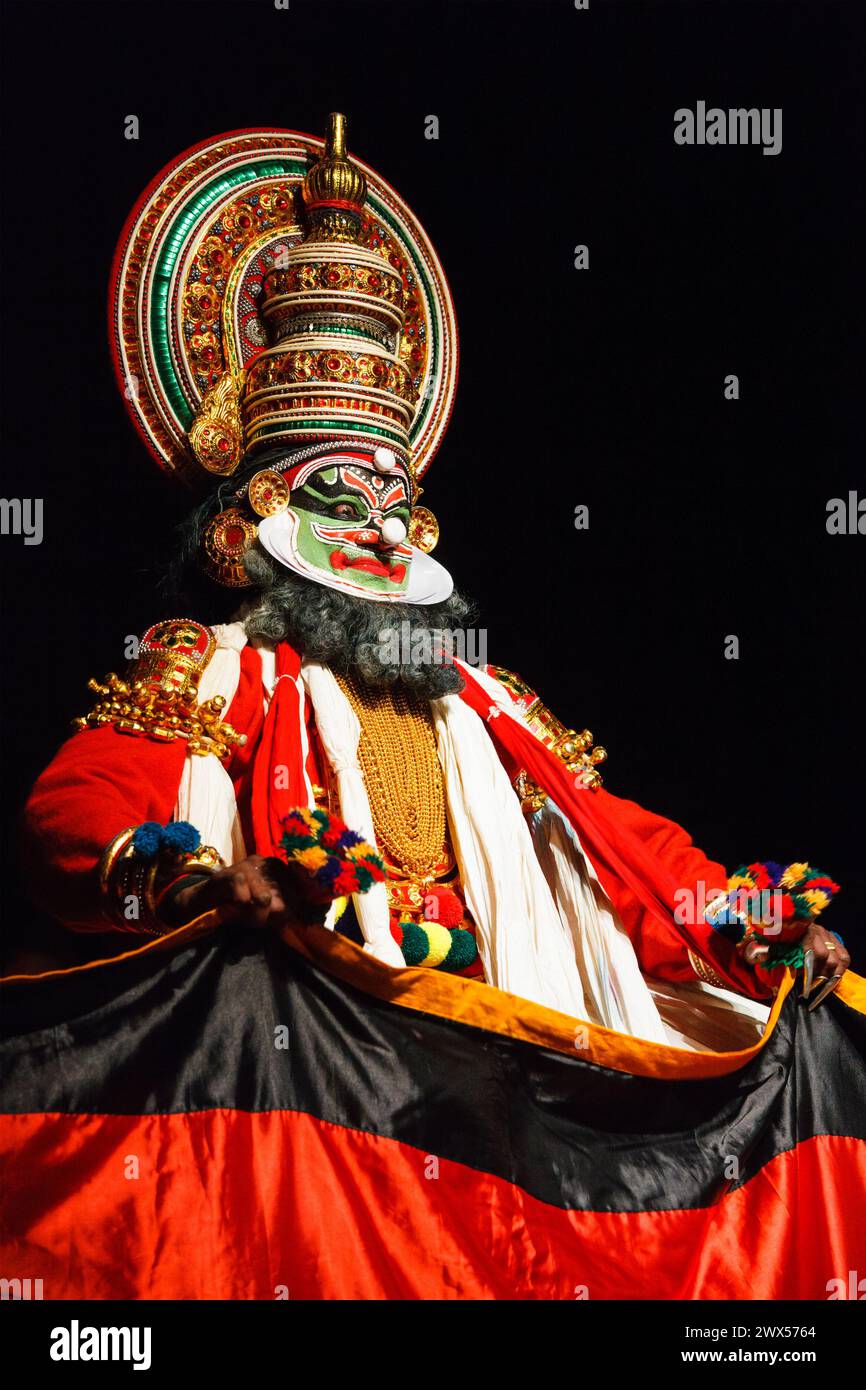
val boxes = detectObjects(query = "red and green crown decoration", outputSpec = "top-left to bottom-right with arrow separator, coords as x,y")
705,860 -> 841,976
279,807 -> 386,902
110,121 -> 457,492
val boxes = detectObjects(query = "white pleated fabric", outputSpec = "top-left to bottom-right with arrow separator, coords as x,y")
530,805 -> 770,1047
528,801 -> 669,1042
173,622 -> 248,866
647,976 -> 769,1052
430,692 -> 589,1017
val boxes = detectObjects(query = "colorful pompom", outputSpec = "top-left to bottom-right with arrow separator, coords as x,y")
420,922 -> 454,967
753,938 -> 807,985
131,821 -> 163,860
706,861 -> 840,947
443,928 -> 478,971
393,918 -> 478,973
745,862 -> 772,891
131,819 -> 201,862
779,862 -> 812,889
331,866 -> 362,897
422,885 -> 464,930
161,821 -> 201,855
400,921 -> 431,966
294,846 -> 329,873
278,807 -> 385,904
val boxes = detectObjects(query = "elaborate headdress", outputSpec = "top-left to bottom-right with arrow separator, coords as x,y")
110,116 -> 457,585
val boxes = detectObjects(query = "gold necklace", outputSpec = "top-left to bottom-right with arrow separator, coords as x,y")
335,673 -> 446,881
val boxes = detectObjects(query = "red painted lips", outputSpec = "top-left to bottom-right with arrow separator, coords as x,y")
330,550 -> 406,582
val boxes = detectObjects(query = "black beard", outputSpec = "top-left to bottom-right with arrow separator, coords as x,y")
242,543 -> 475,699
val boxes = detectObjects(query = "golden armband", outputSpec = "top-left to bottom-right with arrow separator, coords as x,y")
487,666 -> 607,813
687,949 -> 729,990
72,619 -> 246,760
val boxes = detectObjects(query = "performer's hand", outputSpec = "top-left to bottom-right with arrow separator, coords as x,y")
743,922 -> 850,1008
799,923 -> 850,1008
169,855 -> 327,930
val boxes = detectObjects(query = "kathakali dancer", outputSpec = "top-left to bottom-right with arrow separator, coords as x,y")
3,116 -> 865,1301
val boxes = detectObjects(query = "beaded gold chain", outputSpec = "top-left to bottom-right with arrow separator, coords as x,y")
335,673 -> 446,880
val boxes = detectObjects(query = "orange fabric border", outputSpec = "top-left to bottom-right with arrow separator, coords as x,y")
838,970 -> 866,1014
4,912 -> 865,1081
285,922 -> 795,1079
0,914 -> 220,984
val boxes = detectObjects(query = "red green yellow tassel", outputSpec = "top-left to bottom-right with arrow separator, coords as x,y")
278,807 -> 385,904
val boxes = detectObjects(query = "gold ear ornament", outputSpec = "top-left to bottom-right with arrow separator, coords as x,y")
248,469 -> 291,517
408,506 -> 440,554
201,507 -> 258,587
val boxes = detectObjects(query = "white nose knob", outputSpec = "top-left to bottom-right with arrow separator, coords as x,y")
380,516 -> 407,546
373,446 -> 397,473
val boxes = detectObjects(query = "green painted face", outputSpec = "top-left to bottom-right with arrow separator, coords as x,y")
270,456 -> 414,598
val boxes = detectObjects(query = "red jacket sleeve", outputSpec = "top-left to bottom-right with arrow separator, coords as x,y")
20,728 -> 187,931
592,789 -> 767,995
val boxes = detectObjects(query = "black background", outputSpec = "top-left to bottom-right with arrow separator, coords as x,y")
1,0 -> 863,968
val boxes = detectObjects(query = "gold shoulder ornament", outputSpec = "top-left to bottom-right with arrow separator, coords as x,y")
486,665 -> 607,812
73,619 -> 246,760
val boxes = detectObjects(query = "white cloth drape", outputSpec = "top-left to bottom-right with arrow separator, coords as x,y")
430,692 -> 589,1016
528,800 -> 669,1041
173,622 -> 248,866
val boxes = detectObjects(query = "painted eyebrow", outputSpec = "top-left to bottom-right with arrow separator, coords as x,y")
299,484 -> 368,513
300,482 -> 409,514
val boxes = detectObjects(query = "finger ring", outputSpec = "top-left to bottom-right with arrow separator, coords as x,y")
826,942 -> 837,952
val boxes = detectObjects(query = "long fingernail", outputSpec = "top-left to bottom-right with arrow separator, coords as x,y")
808,976 -> 841,1011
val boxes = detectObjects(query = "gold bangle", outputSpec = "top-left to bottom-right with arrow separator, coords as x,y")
688,949 -> 728,990
98,826 -> 137,897
99,827 -> 224,936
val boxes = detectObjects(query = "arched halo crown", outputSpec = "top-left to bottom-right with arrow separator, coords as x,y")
110,117 -> 458,491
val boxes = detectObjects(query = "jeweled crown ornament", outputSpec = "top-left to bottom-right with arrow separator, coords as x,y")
111,115 -> 457,491
301,111 -> 368,236
244,113 -> 418,467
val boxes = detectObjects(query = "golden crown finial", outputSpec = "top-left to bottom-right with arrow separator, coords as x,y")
302,111 -> 367,212
329,111 -> 347,159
